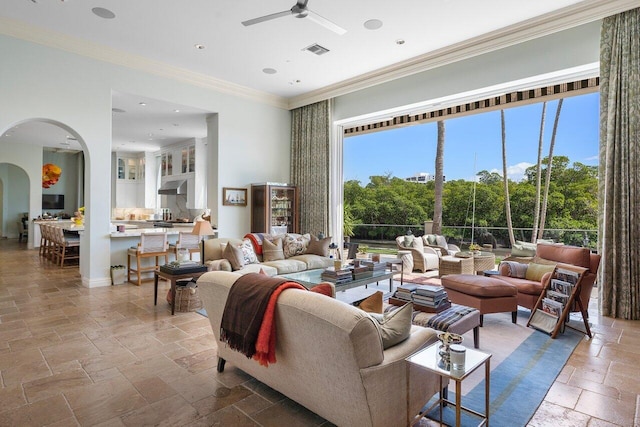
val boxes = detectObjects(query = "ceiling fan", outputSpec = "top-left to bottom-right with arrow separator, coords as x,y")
241,0 -> 347,35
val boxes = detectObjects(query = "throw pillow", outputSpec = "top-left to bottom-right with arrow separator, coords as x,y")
369,302 -> 413,349
511,240 -> 537,257
309,283 -> 334,298
357,291 -> 383,313
435,235 -> 448,249
262,237 -> 285,261
525,262 -> 556,282
305,236 -> 332,257
283,233 -> 311,258
411,237 -> 424,251
240,239 -> 259,265
223,243 -> 245,271
499,261 -> 528,279
403,235 -> 414,247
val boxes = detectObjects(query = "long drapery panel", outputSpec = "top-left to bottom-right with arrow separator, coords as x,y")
290,100 -> 330,237
598,8 -> 640,319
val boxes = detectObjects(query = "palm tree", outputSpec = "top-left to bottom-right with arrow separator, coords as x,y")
532,102 -> 547,243
538,99 -> 563,240
433,120 -> 445,234
501,110 -> 516,247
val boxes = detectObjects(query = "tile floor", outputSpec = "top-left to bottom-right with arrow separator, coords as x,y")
0,238 -> 638,426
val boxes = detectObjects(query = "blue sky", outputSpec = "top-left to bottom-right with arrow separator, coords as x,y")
344,92 -> 599,183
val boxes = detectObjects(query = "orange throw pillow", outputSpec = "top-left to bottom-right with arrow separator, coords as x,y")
310,283 -> 334,298
358,291 -> 383,314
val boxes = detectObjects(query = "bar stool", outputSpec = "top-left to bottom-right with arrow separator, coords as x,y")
127,232 -> 169,286
169,231 -> 200,261
52,226 -> 80,267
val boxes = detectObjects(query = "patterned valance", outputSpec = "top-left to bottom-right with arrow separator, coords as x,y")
344,77 -> 599,136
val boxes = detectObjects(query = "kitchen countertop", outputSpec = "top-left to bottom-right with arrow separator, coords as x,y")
110,227 -> 183,237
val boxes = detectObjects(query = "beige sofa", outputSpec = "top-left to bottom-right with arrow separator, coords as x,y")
202,237 -> 333,276
198,271 -> 441,427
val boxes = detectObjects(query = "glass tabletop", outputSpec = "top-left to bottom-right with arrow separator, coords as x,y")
280,268 -> 393,287
407,342 -> 491,380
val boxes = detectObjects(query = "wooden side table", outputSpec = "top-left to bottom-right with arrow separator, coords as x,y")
407,342 -> 491,426
154,265 -> 208,315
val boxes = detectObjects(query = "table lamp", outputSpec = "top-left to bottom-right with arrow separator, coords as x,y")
191,220 -> 216,264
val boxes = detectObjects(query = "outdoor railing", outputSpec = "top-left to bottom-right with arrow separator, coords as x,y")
350,223 -> 597,250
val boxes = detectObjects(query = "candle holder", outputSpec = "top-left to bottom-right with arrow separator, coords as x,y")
436,332 -> 464,370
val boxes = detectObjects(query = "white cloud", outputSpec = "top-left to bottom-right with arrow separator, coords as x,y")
489,162 -> 534,182
583,155 -> 598,162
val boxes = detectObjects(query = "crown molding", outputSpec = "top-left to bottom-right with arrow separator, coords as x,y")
287,0 -> 638,110
0,17 -> 289,110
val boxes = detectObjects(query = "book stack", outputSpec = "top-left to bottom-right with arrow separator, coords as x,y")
321,267 -> 353,284
352,265 -> 373,280
393,284 -> 417,302
413,284 -> 448,308
361,260 -> 387,272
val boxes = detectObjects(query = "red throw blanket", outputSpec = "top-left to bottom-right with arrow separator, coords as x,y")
253,281 -> 306,367
220,273 -> 287,358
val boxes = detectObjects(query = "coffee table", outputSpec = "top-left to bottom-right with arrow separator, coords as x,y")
280,267 -> 397,293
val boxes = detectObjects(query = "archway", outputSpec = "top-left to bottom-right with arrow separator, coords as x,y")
0,119 -> 87,252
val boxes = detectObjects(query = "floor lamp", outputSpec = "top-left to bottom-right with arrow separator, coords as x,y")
191,220 -> 216,264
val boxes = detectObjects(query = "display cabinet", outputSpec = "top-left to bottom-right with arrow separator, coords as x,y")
251,183 -> 298,234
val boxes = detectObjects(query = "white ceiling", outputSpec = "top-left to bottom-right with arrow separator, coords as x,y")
0,0 -> 635,153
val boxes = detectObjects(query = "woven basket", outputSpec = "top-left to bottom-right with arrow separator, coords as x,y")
439,256 -> 474,276
171,285 -> 203,312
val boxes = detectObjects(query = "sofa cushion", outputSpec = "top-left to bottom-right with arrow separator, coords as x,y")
499,261 -> 528,278
435,235 -> 448,249
205,258 -> 232,272
305,236 -> 332,257
358,291 -> 383,313
525,262 -> 556,282
497,276 -> 544,296
511,240 -> 537,257
411,237 -> 425,251
425,234 -> 437,245
283,233 -> 311,258
223,243 -> 245,271
369,302 -> 413,349
263,237 -> 285,262
290,254 -> 332,270
404,235 -> 415,247
536,244 -> 592,270
261,259 -> 307,274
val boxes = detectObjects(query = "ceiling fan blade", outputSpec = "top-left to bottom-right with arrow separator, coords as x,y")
242,10 -> 291,27
306,10 -> 346,35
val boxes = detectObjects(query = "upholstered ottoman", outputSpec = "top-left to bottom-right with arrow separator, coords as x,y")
441,274 -> 518,326
385,303 -> 481,348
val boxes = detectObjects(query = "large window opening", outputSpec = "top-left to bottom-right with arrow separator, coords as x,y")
342,83 -> 599,252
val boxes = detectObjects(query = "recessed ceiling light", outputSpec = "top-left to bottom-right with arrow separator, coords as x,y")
92,7 -> 115,19
173,123 -> 179,127
173,109 -> 180,113
396,39 -> 405,45
139,102 -> 147,106
194,44 -> 205,50
262,68 -> 277,75
364,19 -> 383,30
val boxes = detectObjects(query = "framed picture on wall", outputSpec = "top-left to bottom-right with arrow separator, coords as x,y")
222,187 -> 247,206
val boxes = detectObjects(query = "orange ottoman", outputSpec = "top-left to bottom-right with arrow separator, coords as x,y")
441,274 -> 518,326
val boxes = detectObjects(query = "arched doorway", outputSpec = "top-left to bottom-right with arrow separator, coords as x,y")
0,119 -> 86,252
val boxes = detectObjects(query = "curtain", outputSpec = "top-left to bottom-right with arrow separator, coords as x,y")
290,100 -> 330,237
598,8 -> 640,319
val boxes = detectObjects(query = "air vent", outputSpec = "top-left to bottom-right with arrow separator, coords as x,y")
303,43 -> 330,55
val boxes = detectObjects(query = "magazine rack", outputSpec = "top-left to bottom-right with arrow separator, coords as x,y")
527,264 -> 591,339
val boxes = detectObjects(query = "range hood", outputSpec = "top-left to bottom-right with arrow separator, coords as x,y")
158,180 -> 187,195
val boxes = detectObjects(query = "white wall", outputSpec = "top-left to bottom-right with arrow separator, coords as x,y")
333,21 -> 601,122
0,163 -> 29,239
0,34 -> 290,286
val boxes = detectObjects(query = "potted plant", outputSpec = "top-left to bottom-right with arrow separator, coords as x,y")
356,244 -> 370,259
468,243 -> 482,255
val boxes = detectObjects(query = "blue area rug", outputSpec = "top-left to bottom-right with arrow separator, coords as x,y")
196,308 -> 207,317
425,328 -> 582,426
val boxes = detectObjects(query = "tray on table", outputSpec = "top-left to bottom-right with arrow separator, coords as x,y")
159,263 -> 208,275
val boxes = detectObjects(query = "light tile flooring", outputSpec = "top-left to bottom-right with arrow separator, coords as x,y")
0,238 -> 638,426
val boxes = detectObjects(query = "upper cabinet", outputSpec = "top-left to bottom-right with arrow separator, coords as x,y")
158,139 -> 205,209
115,153 -> 146,208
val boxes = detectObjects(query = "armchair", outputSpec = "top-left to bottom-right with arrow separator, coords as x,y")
395,236 -> 439,272
422,234 -> 460,256
497,243 -> 601,314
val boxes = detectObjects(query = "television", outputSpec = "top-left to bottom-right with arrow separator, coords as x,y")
42,194 -> 65,210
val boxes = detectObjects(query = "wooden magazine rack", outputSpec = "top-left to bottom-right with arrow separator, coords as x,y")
527,264 -> 592,339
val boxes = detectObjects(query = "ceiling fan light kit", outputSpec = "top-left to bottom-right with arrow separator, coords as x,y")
242,0 -> 346,35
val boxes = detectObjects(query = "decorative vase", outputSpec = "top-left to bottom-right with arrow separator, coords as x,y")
437,332 -> 464,370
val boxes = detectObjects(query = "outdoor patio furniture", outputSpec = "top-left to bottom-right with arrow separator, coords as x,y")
395,236 -> 439,273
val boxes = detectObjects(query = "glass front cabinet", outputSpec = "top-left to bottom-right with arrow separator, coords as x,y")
251,183 -> 298,234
